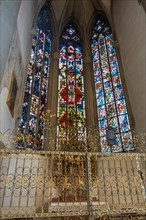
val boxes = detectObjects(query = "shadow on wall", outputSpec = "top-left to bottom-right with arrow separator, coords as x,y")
0,87 -> 15,148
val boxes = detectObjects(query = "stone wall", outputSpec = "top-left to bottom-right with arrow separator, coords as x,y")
0,31 -> 24,148
0,0 -> 21,81
112,0 -> 146,132
0,0 -> 37,148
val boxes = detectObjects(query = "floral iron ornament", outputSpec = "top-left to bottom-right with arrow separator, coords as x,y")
15,109 -> 56,150
13,125 -> 146,153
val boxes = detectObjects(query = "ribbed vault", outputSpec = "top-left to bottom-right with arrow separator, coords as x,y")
37,0 -> 112,32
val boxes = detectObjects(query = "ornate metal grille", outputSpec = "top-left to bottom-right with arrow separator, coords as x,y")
0,149 -> 145,219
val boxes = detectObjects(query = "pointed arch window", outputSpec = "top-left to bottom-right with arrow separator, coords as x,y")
17,3 -> 51,150
91,19 -> 134,153
57,24 -> 86,149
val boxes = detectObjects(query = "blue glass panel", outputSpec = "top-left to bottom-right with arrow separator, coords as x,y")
100,136 -> 110,153
96,89 -> 105,106
105,89 -> 114,103
108,117 -> 119,133
106,102 -> 116,118
104,80 -> 112,90
97,105 -> 106,119
111,134 -> 122,152
17,3 -> 51,150
116,99 -> 127,115
114,85 -> 124,100
28,114 -> 37,133
33,73 -> 41,96
99,118 -> 107,136
122,132 -> 134,151
112,75 -> 121,86
119,114 -> 130,132
92,18 -> 133,152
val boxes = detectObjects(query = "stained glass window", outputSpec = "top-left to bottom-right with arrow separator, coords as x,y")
17,3 -> 51,150
91,19 -> 134,153
57,24 -> 86,149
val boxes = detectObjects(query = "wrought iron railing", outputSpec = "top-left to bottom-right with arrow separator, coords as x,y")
0,149 -> 146,219
1,125 -> 146,153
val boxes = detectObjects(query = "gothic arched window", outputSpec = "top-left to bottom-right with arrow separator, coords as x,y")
91,19 -> 134,153
57,24 -> 86,149
17,3 -> 51,150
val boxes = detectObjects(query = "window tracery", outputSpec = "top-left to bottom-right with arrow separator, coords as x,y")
17,3 -> 51,150
57,24 -> 86,150
16,4 -> 134,153
91,19 -> 134,153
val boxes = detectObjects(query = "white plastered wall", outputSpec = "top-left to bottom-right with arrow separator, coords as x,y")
0,0 -> 37,147
112,0 -> 146,132
0,0 -> 21,82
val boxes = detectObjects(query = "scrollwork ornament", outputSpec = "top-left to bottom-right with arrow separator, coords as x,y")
0,149 -> 146,219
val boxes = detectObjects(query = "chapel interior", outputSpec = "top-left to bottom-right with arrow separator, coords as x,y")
0,0 -> 146,220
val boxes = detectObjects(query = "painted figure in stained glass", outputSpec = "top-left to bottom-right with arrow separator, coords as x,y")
91,18 -> 134,153
17,3 -> 51,150
57,24 -> 86,150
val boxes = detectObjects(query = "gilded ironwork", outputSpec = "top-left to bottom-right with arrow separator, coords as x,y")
0,149 -> 146,219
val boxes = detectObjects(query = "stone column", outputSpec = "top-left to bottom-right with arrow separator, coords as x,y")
49,51 -> 60,113
45,51 -> 60,151
83,56 -> 100,152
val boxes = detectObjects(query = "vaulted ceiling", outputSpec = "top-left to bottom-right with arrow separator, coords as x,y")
37,0 -> 112,30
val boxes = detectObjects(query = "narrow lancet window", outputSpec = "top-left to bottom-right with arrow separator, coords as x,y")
57,24 -> 86,150
17,3 -> 51,150
91,19 -> 134,153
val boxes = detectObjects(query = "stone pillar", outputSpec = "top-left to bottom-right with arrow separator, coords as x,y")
49,51 -> 60,114
45,51 -> 60,150
83,56 -> 100,152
